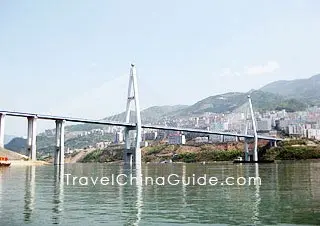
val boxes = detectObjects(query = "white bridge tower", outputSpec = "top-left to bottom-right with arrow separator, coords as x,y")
124,64 -> 142,168
244,95 -> 258,161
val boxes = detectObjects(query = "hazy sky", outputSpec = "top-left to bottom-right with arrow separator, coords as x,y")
1,0 -> 320,136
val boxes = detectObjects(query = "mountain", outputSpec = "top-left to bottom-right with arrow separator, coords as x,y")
104,105 -> 188,123
68,91 -> 307,129
101,90 -> 307,121
260,74 -> 320,105
4,135 -> 15,145
44,75 -> 320,134
5,137 -> 26,155
171,90 -> 307,116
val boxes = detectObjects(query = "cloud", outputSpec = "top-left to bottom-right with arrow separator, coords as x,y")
219,68 -> 241,77
89,62 -> 98,68
245,61 -> 279,75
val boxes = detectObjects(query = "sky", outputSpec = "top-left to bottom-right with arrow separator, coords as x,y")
1,0 -> 320,136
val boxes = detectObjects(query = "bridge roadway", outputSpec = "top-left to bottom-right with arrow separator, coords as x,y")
0,110 -> 282,141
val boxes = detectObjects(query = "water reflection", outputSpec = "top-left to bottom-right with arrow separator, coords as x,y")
0,168 -> 5,215
135,167 -> 143,226
119,164 -> 144,226
52,165 -> 64,224
235,163 -> 261,224
310,162 -> 320,201
252,163 -> 261,224
24,165 -> 36,222
181,164 -> 187,209
1,161 -> 319,225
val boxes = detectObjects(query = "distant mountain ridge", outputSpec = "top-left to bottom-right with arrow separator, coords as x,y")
77,74 -> 320,125
104,105 -> 188,123
162,90 -> 307,116
260,74 -> 320,105
104,90 -> 307,122
5,137 -> 26,155
4,135 -> 15,145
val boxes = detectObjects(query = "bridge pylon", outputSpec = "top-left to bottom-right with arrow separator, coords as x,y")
124,64 -> 142,168
243,95 -> 258,161
248,95 -> 258,161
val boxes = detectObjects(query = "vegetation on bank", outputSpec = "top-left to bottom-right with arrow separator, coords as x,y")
80,139 -> 320,163
262,140 -> 320,160
142,143 -> 244,163
172,150 -> 242,163
81,145 -> 123,163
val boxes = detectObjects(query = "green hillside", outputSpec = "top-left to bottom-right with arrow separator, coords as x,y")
170,90 -> 307,116
260,74 -> 320,105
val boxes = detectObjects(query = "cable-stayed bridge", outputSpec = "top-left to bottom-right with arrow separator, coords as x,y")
0,65 -> 281,167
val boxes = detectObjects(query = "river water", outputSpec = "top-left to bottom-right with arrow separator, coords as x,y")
0,161 -> 319,225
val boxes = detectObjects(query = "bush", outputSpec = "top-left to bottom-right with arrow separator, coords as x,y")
173,150 -> 242,163
198,150 -> 242,161
144,145 -> 166,155
82,149 -> 103,162
280,139 -> 307,146
174,152 -> 197,163
264,146 -> 320,160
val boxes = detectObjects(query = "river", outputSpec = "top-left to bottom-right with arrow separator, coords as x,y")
0,161 -> 319,225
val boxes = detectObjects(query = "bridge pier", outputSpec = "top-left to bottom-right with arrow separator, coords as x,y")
27,116 -> 37,161
54,120 -> 65,165
244,138 -> 250,161
0,113 -> 5,149
124,127 -> 133,165
269,140 -> 277,147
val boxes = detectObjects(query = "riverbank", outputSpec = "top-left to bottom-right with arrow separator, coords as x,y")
261,139 -> 320,160
80,139 -> 320,163
9,160 -> 49,166
81,142 -> 248,163
143,144 -> 243,163
0,147 -> 28,160
1,147 -> 49,166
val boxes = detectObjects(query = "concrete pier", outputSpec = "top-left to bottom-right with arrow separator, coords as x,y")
124,128 -> 133,165
54,120 -> 65,165
0,113 -> 5,148
27,116 -> 37,161
244,139 -> 250,161
270,140 -> 277,147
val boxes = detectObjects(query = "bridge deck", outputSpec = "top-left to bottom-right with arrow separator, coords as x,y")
0,110 -> 282,141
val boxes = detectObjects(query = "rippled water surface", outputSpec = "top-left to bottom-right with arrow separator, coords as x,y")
1,161 -> 320,225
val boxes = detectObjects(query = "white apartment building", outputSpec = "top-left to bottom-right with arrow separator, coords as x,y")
257,118 -> 272,132
306,129 -> 320,140
195,137 -> 209,143
114,131 -> 124,144
144,131 -> 158,140
168,134 -> 186,145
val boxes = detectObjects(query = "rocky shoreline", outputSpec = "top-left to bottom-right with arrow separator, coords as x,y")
9,160 -> 49,166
